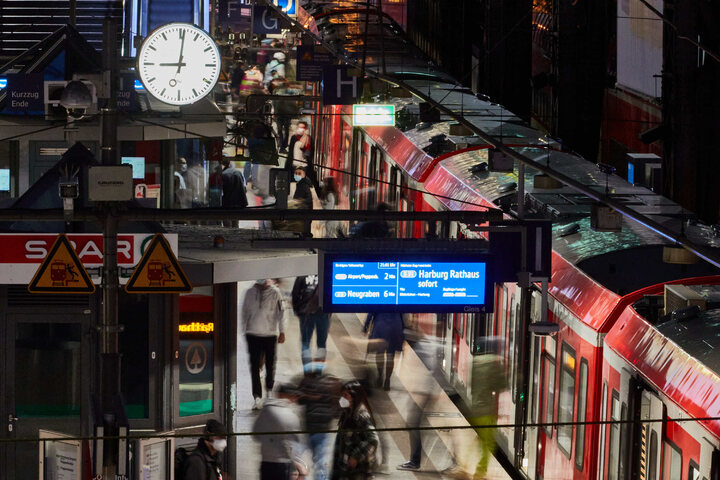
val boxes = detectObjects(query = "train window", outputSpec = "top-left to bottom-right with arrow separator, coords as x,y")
689,460 -> 700,480
508,297 -> 516,404
557,343 -> 576,457
543,356 -> 555,437
608,391 -> 620,480
663,441 -> 682,480
648,430 -> 658,480
574,359 -> 588,471
619,403 -> 629,478
500,286 -> 508,338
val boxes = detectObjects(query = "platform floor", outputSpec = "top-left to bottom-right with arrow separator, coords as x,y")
233,280 -> 512,479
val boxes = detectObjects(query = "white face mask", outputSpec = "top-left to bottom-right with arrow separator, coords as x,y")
339,397 -> 350,409
211,439 -> 227,452
296,127 -> 306,135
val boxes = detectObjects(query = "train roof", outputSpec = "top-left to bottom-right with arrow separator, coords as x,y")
607,296 -> 720,440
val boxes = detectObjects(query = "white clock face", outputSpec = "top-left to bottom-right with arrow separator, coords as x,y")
138,23 -> 220,106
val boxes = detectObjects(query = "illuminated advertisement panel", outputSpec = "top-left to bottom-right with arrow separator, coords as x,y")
320,252 -> 492,313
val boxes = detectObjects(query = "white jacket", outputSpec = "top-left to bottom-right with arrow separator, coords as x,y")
241,284 -> 286,336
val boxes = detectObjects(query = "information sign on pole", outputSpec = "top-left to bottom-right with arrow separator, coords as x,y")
320,252 -> 492,313
296,46 -> 332,81
352,104 -> 396,126
125,234 -> 192,293
253,6 -> 282,34
322,66 -> 360,106
4,73 -> 44,115
27,234 -> 96,294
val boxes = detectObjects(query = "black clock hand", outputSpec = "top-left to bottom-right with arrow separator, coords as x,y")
159,63 -> 187,66
176,30 -> 186,74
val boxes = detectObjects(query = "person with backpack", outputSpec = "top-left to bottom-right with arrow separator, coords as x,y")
177,419 -> 228,480
292,274 -> 330,366
331,381 -> 379,480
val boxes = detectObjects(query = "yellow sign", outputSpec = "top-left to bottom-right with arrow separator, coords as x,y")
125,234 -> 191,293
179,322 -> 214,334
27,234 -> 96,294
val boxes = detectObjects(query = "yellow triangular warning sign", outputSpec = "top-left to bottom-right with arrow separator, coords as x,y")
28,234 -> 96,294
302,52 -> 313,61
125,234 -> 191,293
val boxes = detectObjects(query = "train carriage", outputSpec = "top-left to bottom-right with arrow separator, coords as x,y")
297,2 -> 720,478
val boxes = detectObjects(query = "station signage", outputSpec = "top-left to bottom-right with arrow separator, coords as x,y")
320,253 -> 492,313
4,73 -> 44,115
352,104 -> 396,126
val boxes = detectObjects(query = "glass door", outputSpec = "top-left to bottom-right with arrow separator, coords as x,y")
3,314 -> 90,479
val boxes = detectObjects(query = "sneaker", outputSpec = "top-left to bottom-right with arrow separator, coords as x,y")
441,465 -> 469,479
252,397 -> 263,410
397,461 -> 420,471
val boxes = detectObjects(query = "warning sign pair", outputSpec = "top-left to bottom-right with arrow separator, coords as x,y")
27,234 -> 191,294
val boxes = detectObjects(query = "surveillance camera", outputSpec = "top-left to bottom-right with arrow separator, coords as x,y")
60,80 -> 93,119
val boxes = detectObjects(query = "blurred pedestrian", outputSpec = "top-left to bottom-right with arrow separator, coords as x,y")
349,203 -> 392,238
240,64 -> 264,96
230,60 -> 245,99
186,156 -> 207,208
274,88 -> 299,154
467,341 -> 507,479
285,121 -> 313,173
174,157 -> 192,209
397,332 -> 443,471
241,279 -> 287,410
320,177 -> 341,238
264,51 -> 286,87
178,419 -> 228,480
293,166 -> 314,236
292,274 -> 329,365
363,312 -> 404,391
221,158 -> 248,227
253,383 -> 308,480
331,381 -> 379,480
297,361 -> 343,480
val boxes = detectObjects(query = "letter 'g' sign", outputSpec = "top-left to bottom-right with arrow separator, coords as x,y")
253,6 -> 281,34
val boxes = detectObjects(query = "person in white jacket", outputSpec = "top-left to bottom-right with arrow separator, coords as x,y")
241,279 -> 287,409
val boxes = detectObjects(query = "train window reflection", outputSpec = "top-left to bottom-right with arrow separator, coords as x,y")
557,343 -> 576,457
664,441 -> 682,480
608,391 -> 620,480
648,430 -> 658,480
543,356 -> 555,437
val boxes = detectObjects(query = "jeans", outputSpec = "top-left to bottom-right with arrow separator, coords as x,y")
277,116 -> 291,150
299,313 -> 330,365
246,334 -> 277,399
309,433 -> 329,480
408,392 -> 433,466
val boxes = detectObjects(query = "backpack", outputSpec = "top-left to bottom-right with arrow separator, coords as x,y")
174,447 -> 190,480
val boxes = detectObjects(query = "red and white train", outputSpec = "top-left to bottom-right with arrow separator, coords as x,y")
299,3 -> 720,479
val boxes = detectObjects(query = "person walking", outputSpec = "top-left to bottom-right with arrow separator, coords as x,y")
363,312 -> 404,391
274,87 -> 299,154
178,419 -> 228,480
241,279 -> 287,410
263,52 -> 286,88
297,361 -> 342,480
331,381 -> 379,480
253,383 -> 308,480
285,121 -> 313,172
292,274 -> 330,365
320,177 -> 341,237
221,158 -> 248,227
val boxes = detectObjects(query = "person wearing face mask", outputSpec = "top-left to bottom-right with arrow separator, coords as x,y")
292,166 -> 314,236
331,381 -> 379,480
179,419 -> 228,480
241,278 -> 287,409
285,121 -> 314,173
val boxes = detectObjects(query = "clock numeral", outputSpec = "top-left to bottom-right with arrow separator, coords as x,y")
203,78 -> 211,84
160,88 -> 166,96
203,46 -> 212,52
194,33 -> 200,42
192,88 -> 198,97
205,64 -> 216,67
148,45 -> 156,51
147,77 -> 156,83
162,32 -> 167,41
144,62 -> 154,65
178,90 -> 181,101
179,30 -> 185,39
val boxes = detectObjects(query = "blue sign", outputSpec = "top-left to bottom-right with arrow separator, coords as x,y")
322,66 -> 360,106
117,74 -> 140,113
4,73 -> 44,115
322,253 -> 492,313
275,0 -> 296,15
297,46 -> 333,81
253,6 -> 282,34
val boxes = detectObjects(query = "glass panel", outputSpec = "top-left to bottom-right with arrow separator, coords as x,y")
575,359 -> 588,470
664,442 -> 682,480
609,393 -> 620,480
15,323 -> 81,417
600,384 -> 607,480
119,293 -> 150,419
544,357 -> 555,436
0,141 -> 18,198
648,431 -> 658,480
557,345 -> 576,456
179,286 -> 215,417
619,403 -> 628,478
689,465 -> 701,480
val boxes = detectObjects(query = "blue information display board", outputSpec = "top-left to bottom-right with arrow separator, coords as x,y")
321,253 -> 492,313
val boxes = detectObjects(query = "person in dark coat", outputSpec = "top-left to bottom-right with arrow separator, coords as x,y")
331,381 -> 378,480
221,158 -> 248,227
293,166 -> 314,236
180,419 -> 228,480
363,312 -> 404,390
292,274 -> 330,365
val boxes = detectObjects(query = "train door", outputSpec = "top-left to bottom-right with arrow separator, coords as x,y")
537,335 -> 557,480
638,391 -> 664,480
522,291 -> 543,479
